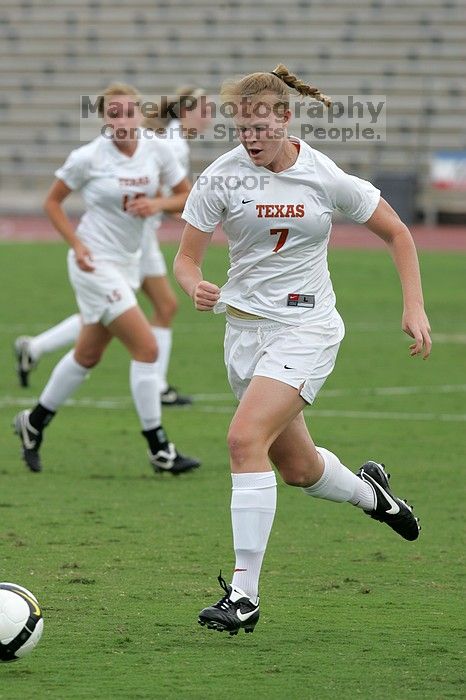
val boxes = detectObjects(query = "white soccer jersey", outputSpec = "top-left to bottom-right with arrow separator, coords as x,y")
55,131 -> 185,266
161,118 -> 190,174
142,119 -> 190,235
182,138 -> 380,325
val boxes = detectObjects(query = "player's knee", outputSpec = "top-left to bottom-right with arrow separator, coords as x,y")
133,338 -> 158,363
157,296 -> 178,325
282,471 -> 309,487
227,425 -> 258,463
280,465 -> 315,488
168,295 -> 179,319
74,349 -> 102,369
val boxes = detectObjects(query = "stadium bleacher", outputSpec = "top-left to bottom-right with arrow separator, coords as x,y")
0,0 -> 465,217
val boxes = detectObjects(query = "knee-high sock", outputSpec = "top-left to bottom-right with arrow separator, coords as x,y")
130,360 -> 162,430
302,446 -> 375,510
151,327 -> 172,393
29,314 -> 81,361
231,471 -> 277,602
39,349 -> 89,411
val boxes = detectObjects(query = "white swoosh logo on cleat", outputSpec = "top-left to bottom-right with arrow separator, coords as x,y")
370,479 -> 400,515
237,608 -> 257,622
20,422 -> 36,450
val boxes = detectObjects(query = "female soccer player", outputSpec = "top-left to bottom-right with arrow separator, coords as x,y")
174,65 -> 431,634
14,86 -> 212,406
14,83 -> 200,475
137,86 -> 212,404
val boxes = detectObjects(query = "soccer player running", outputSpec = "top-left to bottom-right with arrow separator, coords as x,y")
174,65 -> 431,635
14,83 -> 200,475
14,86 -> 211,406
136,86 -> 212,404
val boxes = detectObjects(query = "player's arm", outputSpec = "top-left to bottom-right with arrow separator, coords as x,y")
364,197 -> 431,359
44,179 -> 94,271
173,223 -> 220,311
154,177 -> 192,218
156,176 -> 191,213
126,177 -> 191,217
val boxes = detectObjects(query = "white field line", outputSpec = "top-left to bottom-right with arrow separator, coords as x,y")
191,384 -> 466,400
196,406 -> 466,421
0,321 -> 220,334
321,384 -> 466,397
431,333 -> 466,343
1,396 -> 133,409
2,323 -> 466,341
2,394 -> 466,423
2,383 -> 466,410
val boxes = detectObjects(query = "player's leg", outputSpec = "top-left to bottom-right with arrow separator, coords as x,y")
14,314 -> 81,387
199,373 -> 419,634
200,317 -> 348,632
141,275 -> 192,406
199,376 -> 304,635
108,304 -> 200,475
140,228 -> 192,406
14,303 -> 200,475
257,313 -> 419,541
199,314 -> 420,634
14,322 -> 111,472
269,411 -> 373,499
269,410 -> 420,541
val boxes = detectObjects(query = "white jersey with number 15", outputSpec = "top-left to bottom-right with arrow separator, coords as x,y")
55,132 -> 185,267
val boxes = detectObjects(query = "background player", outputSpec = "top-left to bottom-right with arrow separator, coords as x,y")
14,86 -> 212,406
14,83 -> 200,475
137,86 -> 212,404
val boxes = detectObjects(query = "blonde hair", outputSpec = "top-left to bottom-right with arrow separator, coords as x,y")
142,85 -> 207,130
221,63 -> 332,109
97,82 -> 141,118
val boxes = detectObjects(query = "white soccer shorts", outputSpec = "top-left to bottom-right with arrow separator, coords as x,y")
224,310 -> 345,404
67,250 -> 139,326
139,227 -> 167,281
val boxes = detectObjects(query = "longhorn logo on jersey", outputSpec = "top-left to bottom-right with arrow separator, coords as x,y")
255,204 -> 305,218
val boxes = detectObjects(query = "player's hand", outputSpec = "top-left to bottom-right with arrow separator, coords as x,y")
126,196 -> 161,217
192,280 -> 220,311
73,241 -> 95,272
402,307 -> 432,359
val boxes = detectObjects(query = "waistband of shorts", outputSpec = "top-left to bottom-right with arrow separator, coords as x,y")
225,304 -> 266,321
225,313 -> 285,330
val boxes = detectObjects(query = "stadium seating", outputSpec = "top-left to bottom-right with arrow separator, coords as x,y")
0,0 -> 465,218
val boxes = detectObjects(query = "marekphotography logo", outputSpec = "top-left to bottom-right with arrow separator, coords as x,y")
79,93 -> 386,144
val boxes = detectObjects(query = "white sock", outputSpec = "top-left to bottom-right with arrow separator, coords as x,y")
230,471 -> 277,602
302,446 -> 375,510
152,327 -> 172,393
130,360 -> 162,430
39,349 -> 89,411
29,314 -> 81,361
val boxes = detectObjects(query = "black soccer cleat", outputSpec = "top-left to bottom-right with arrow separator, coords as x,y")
357,461 -> 420,541
13,409 -> 43,472
14,336 -> 36,388
149,442 -> 200,475
161,386 -> 193,406
198,573 -> 260,635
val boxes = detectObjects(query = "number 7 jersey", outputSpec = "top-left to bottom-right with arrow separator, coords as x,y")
182,138 -> 380,325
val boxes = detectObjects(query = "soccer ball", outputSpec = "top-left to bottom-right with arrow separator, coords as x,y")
0,583 -> 43,662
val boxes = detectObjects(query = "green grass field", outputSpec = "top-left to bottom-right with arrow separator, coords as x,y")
1,241 -> 464,699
